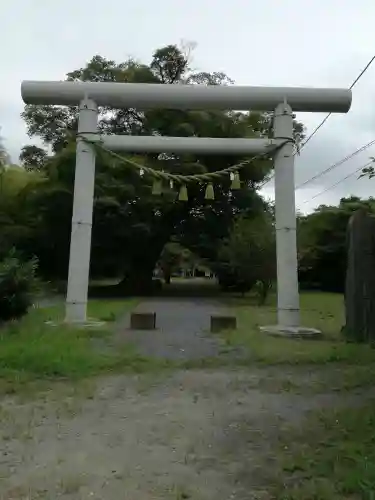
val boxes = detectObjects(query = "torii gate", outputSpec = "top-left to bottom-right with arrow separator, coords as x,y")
21,81 -> 351,335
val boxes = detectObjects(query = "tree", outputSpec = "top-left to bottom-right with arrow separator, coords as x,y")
0,165 -> 44,257
19,145 -> 48,171
157,242 -> 191,283
298,197 -> 375,292
360,157 -> 375,179
0,249 -> 39,321
0,141 -> 8,169
19,44 -> 305,292
218,214 -> 276,302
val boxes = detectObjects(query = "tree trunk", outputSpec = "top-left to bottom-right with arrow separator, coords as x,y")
344,209 -> 375,342
117,268 -> 154,295
118,237 -> 167,295
118,199 -> 193,295
117,251 -> 159,296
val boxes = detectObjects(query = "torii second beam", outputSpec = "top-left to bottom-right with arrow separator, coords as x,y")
100,136 -> 285,154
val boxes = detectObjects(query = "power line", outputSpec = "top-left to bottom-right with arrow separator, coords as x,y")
299,113 -> 332,151
295,138 -> 375,190
259,138 -> 375,190
259,53 -> 375,189
299,54 -> 375,152
301,159 -> 374,205
349,54 -> 375,89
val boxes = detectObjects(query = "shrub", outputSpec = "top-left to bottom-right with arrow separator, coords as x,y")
0,250 -> 39,321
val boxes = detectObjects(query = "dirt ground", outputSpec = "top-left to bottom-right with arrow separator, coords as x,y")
0,368 -> 365,500
1,298 -> 368,499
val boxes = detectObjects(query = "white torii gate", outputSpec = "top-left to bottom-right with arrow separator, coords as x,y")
21,81 -> 351,335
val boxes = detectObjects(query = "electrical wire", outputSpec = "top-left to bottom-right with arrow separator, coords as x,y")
259,138 -> 375,190
259,53 -> 375,189
299,54 -> 375,152
299,114 -> 331,151
295,138 -> 375,190
301,159 -> 374,204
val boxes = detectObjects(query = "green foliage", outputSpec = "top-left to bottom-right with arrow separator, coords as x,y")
298,196 -> 375,292
157,242 -> 193,282
0,133 -> 9,169
217,214 -> 275,300
0,165 -> 44,259
0,164 -> 43,200
0,250 -> 39,321
0,300 -> 142,386
19,145 -> 48,171
274,401 -> 375,499
224,292 -> 375,366
360,156 -> 375,179
13,43 -> 305,289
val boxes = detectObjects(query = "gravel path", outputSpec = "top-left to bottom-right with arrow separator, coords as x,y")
1,369 -> 367,500
115,298 -> 241,361
2,298 -> 368,498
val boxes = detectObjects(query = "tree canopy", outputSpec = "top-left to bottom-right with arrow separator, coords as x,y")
298,196 -> 375,292
217,214 -> 276,300
3,43 -> 305,293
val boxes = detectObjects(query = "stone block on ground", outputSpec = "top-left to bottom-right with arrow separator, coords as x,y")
130,312 -> 156,330
210,314 -> 237,333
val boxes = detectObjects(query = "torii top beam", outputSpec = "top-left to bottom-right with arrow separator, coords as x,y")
21,81 -> 352,113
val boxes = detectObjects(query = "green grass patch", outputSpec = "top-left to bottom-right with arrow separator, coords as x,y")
0,298 -> 160,394
223,292 -> 375,366
218,292 -> 375,499
272,400 -> 375,499
39,298 -> 136,323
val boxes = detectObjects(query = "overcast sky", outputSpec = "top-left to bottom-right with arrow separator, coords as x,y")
2,0 -> 375,213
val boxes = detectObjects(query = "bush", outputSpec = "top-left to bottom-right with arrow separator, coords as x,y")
0,250 -> 39,321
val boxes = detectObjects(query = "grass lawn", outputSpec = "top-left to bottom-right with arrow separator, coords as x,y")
222,291 -> 375,499
221,292 -> 375,394
225,291 -> 375,366
3,289 -> 375,498
271,401 -> 375,499
0,298 -> 152,394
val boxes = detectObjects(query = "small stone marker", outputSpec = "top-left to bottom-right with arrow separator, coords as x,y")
210,314 -> 237,333
130,312 -> 156,330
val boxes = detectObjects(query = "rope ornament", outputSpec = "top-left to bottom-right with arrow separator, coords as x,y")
80,136 -> 293,201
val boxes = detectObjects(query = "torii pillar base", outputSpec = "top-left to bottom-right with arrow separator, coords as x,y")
260,325 -> 321,338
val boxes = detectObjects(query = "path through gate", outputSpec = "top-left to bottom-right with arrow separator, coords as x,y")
21,80 -> 351,334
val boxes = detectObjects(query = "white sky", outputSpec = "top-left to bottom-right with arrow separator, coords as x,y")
1,0 -> 375,213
